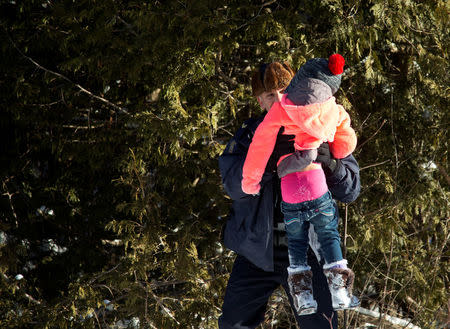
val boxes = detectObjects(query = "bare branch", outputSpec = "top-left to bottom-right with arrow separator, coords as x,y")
4,28 -> 128,115
356,119 -> 387,151
234,0 -> 277,31
116,16 -> 138,37
1,273 -> 42,305
360,159 -> 391,171
2,178 -> 19,227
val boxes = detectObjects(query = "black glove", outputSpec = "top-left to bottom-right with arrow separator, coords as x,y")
265,128 -> 295,173
315,142 -> 338,174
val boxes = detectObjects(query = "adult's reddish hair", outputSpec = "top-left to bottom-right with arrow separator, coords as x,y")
251,62 -> 295,96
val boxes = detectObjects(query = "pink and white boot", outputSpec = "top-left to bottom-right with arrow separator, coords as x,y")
323,260 -> 360,310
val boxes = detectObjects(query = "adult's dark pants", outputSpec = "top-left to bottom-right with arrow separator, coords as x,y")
218,246 -> 337,329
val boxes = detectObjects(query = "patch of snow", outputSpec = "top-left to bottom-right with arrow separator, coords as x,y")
0,231 -> 7,245
356,324 -> 377,329
103,299 -> 114,311
24,261 -> 37,271
215,241 -> 223,254
41,239 -> 68,254
125,122 -> 140,129
36,206 -> 55,216
355,307 -> 421,329
21,239 -> 30,249
382,84 -> 393,94
421,161 -> 437,171
113,317 -> 140,329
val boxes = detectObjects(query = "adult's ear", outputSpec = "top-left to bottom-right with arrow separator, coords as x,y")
256,96 -> 264,110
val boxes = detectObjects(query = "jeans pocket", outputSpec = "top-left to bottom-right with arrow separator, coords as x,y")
313,204 -> 338,230
319,208 -> 334,217
284,218 -> 302,235
283,210 -> 303,235
317,200 -> 335,217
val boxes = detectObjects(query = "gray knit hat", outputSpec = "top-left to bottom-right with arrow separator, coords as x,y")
285,54 -> 345,105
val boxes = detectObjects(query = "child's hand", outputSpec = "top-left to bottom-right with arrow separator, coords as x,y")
316,142 -> 338,174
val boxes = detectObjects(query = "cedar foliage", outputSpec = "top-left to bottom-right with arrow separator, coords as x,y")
0,1 -> 448,328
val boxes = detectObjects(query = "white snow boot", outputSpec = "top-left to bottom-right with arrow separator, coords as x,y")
323,267 -> 360,310
287,269 -> 318,315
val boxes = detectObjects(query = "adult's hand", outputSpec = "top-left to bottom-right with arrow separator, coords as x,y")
265,128 -> 295,173
315,142 -> 338,174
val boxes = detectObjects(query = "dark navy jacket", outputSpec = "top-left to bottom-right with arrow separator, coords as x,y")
218,115 -> 360,272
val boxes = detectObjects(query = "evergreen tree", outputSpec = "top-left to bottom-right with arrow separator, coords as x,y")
0,1 -> 448,328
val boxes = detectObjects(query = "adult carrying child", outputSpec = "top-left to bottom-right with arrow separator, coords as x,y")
241,54 -> 360,315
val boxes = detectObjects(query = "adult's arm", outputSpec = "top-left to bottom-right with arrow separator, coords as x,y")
324,154 -> 360,203
218,123 -> 253,200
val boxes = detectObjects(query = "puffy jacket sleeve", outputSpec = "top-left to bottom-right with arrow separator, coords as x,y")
326,154 -> 360,203
241,106 -> 283,195
218,118 -> 274,200
329,105 -> 357,159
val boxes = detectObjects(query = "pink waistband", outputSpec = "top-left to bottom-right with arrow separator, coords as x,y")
280,169 -> 328,203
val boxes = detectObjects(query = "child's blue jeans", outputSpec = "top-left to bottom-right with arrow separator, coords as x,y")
281,191 -> 343,269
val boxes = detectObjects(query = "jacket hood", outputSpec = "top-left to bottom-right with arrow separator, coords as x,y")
286,78 -> 332,105
280,93 -> 340,142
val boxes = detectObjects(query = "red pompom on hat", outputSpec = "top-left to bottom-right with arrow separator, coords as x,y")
328,54 -> 345,75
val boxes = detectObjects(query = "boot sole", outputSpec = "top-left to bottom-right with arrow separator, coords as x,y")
297,307 -> 317,316
333,301 -> 360,311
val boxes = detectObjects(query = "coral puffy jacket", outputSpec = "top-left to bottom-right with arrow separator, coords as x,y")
242,94 -> 357,195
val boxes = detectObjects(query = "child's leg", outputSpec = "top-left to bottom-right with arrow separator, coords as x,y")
308,192 -> 343,265
309,192 -> 359,310
281,202 -> 310,270
281,201 -> 318,315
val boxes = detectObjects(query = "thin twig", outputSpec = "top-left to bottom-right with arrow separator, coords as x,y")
356,119 -> 387,151
360,159 -> 391,171
62,124 -> 106,130
4,27 -> 128,115
234,0 -> 277,31
116,15 -> 138,36
390,92 -> 399,183
344,205 -> 348,328
322,312 -> 334,329
364,258 -> 403,286
358,113 -> 372,131
379,227 -> 395,329
2,179 -> 19,227
92,310 -> 102,329
1,273 -> 42,305
28,100 -> 64,107
88,263 -> 121,285
138,281 -> 180,325
215,51 -> 238,87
